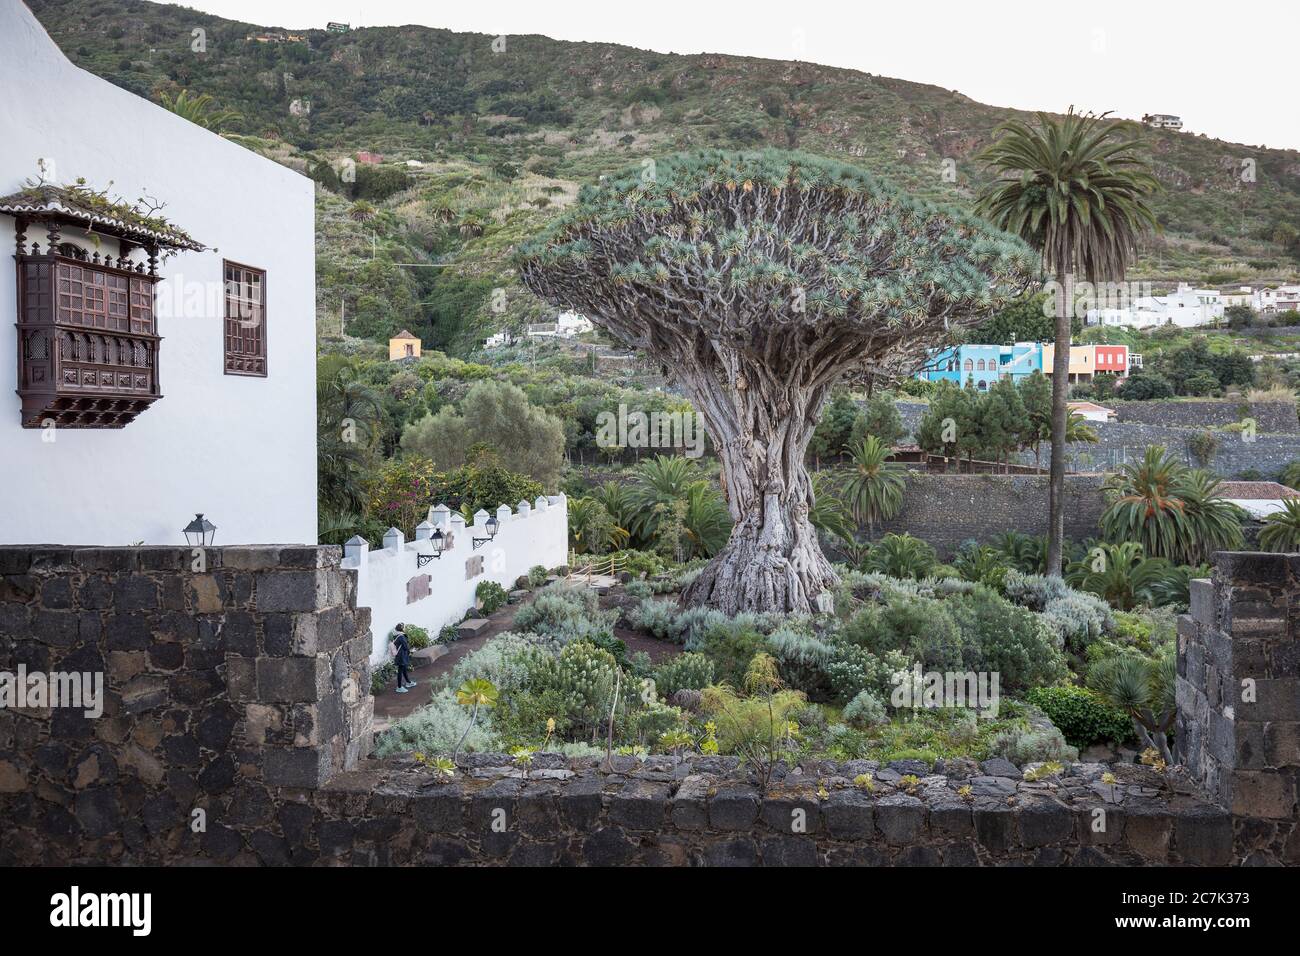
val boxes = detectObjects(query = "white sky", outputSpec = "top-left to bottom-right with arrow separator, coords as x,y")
169,0 -> 1300,151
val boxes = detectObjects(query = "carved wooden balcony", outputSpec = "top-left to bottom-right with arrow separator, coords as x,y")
2,184 -> 205,428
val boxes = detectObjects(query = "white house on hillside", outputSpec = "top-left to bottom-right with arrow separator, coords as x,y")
526,310 -> 594,339
0,0 -> 317,545
1086,283 -> 1224,329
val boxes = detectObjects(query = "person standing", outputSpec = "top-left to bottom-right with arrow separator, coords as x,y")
389,623 -> 416,693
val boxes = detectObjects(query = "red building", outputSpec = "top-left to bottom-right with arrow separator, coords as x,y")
1093,344 -> 1129,377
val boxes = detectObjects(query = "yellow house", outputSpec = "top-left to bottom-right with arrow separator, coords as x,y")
388,329 -> 421,361
1041,344 -> 1095,383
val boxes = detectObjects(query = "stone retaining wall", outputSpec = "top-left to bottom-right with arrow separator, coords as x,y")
1,546 -> 1297,865
876,474 -> 1108,556
1176,552 -> 1300,864
0,546 -> 372,863
1111,399 -> 1298,435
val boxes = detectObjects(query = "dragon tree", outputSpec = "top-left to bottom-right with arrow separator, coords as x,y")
518,150 -> 1036,614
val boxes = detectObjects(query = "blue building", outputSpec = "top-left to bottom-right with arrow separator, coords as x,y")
915,343 -> 1045,390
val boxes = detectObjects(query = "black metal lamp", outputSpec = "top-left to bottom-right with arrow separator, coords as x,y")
472,514 -> 499,550
183,513 -> 216,547
417,527 -> 446,567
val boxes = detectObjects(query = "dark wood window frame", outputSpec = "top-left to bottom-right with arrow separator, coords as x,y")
223,259 -> 268,378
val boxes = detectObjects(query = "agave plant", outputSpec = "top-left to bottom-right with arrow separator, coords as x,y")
1087,647 -> 1175,763
1259,498 -> 1300,553
841,435 -> 906,534
1101,447 -> 1244,565
862,533 -> 937,579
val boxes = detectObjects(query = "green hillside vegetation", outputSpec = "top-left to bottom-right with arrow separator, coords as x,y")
30,0 -> 1300,360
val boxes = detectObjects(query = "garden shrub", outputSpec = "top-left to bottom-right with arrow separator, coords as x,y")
628,598 -> 683,641
1040,591 -> 1113,654
513,584 -> 609,638
376,688 -> 498,756
1001,569 -> 1072,611
698,684 -> 806,755
1025,685 -> 1134,749
946,586 -> 1068,692
447,633 -> 538,694
623,580 -> 654,599
613,549 -> 667,579
840,594 -> 967,673
527,565 -> 549,587
986,722 -> 1078,765
475,580 -> 508,615
404,625 -> 431,650
370,660 -> 395,695
823,644 -> 913,703
691,622 -> 770,686
523,641 -> 622,737
765,626 -> 835,694
842,690 -> 888,728
652,652 -> 715,697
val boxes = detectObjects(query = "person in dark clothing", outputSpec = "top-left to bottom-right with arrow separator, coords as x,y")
390,623 -> 416,693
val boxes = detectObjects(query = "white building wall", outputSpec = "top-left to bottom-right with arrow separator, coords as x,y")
0,0 -> 317,545
346,495 -> 569,665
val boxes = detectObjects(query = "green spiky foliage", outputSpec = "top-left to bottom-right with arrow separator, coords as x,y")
1259,497 -> 1300,553
157,89 -> 242,132
1100,447 -> 1244,565
519,150 -> 1036,615
862,533 -> 937,579
841,435 -> 906,534
1087,645 -> 1176,763
976,110 -> 1159,576
567,497 -> 628,555
1065,542 -> 1172,611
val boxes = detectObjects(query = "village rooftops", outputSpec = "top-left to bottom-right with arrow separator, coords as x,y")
1218,481 -> 1300,500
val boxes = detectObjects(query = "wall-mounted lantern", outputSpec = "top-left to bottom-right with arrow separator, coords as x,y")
473,514 -> 498,550
417,527 -> 447,567
183,513 -> 216,547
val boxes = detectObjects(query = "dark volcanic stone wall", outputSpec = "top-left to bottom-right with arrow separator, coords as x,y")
876,474 -> 1108,557
1176,553 -> 1300,864
1,546 -> 1296,866
0,546 -> 372,864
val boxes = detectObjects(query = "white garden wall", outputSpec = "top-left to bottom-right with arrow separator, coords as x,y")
345,495 -> 569,665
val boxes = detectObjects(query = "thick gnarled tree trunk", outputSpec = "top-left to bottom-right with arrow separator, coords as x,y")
675,352 -> 838,615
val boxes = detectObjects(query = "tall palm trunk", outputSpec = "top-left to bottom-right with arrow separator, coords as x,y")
1046,271 -> 1073,576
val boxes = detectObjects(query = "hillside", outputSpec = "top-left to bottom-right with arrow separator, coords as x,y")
27,0 -> 1300,356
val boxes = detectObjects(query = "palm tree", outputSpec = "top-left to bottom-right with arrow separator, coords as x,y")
863,533 -> 937,579
1259,498 -> 1300,552
316,359 -> 383,513
1065,541 -> 1170,610
1100,447 -> 1244,566
348,200 -> 378,223
629,454 -> 697,543
158,89 -> 242,132
976,108 -> 1159,576
680,482 -> 732,559
841,435 -> 905,536
567,497 -> 628,555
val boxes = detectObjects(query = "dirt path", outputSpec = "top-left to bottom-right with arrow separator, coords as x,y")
371,584 -> 683,731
